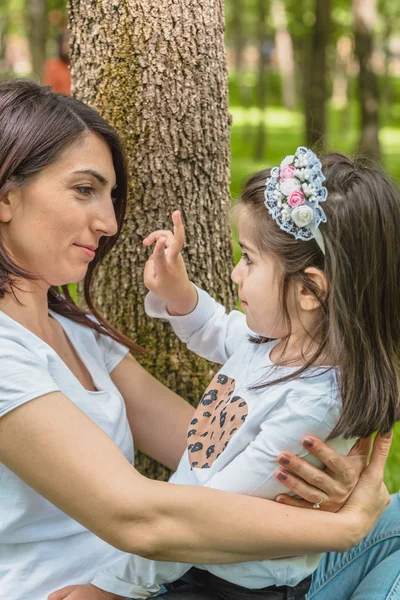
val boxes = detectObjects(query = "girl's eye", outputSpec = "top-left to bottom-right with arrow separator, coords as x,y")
241,252 -> 252,265
76,186 -> 94,196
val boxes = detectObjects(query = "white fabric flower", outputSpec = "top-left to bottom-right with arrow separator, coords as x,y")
291,205 -> 314,227
280,155 -> 295,169
302,182 -> 316,197
280,178 -> 301,196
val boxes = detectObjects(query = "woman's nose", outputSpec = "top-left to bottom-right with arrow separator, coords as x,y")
93,197 -> 118,237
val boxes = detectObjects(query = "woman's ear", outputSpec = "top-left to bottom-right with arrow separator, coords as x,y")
297,267 -> 328,311
0,188 -> 19,223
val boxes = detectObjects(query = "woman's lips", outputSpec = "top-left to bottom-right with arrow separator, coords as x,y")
74,244 -> 96,260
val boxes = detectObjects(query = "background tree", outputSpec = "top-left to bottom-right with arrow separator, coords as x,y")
353,0 -> 380,159
254,0 -> 270,159
304,0 -> 332,149
68,0 -> 236,480
25,0 -> 47,78
271,0 -> 296,110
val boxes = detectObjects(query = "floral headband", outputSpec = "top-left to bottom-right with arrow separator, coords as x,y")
264,146 -> 327,254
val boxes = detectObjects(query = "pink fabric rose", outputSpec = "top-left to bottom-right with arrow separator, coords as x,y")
280,165 -> 296,181
288,190 -> 305,207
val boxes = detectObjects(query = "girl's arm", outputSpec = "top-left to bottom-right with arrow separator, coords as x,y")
0,391 -> 389,565
143,211 -> 251,363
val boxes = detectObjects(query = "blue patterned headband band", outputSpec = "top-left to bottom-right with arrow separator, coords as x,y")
264,146 -> 327,254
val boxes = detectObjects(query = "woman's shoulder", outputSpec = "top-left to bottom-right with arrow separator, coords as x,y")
0,310 -> 48,356
0,313 -> 61,418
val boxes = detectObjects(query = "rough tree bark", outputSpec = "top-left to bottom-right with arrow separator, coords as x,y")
25,0 -> 47,79
353,0 -> 381,160
68,0 -> 236,480
304,0 -> 331,150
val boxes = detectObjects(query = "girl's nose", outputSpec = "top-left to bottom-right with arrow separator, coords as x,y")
231,262 -> 241,284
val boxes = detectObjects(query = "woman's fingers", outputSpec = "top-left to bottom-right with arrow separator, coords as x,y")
275,433 -> 392,513
275,494 -> 314,510
348,435 -> 373,459
275,467 -> 331,506
300,437 -> 359,486
364,432 -> 392,479
276,454 -> 338,498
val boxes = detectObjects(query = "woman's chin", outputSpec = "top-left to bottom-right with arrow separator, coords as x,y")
49,270 -> 87,287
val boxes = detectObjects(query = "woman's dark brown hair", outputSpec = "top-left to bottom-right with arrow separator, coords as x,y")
239,152 -> 400,438
0,78 -> 141,352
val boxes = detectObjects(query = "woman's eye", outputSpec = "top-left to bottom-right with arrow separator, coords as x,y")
241,252 -> 252,265
76,186 -> 94,196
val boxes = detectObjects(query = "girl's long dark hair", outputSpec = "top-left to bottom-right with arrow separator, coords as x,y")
239,153 -> 400,438
0,79 -> 142,353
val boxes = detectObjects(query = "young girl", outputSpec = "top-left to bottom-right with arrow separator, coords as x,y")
55,147 -> 399,599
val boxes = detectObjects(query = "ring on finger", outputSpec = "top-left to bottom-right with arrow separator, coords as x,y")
312,493 -> 325,509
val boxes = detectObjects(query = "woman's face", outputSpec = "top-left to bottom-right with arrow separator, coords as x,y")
0,132 -> 118,287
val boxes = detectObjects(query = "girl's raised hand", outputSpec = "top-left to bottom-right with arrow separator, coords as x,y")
143,211 -> 198,316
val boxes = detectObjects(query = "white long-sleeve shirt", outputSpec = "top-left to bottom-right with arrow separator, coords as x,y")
92,287 -> 355,598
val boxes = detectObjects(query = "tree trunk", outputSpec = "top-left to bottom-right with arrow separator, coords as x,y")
353,0 -> 380,160
231,0 -> 245,73
68,0 -> 235,480
254,0 -> 269,160
271,0 -> 296,110
25,0 -> 47,79
331,36 -> 353,135
304,0 -> 331,150
382,25 -> 394,112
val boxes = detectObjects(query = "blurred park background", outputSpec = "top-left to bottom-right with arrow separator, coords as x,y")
1,0 -> 399,491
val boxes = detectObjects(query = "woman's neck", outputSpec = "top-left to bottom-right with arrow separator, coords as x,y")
0,280 -> 53,337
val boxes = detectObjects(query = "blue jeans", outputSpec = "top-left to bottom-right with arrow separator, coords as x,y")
150,492 -> 400,600
307,491 -> 400,599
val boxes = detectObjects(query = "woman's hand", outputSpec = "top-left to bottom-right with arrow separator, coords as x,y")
48,583 -> 121,600
274,435 -> 374,512
338,432 -> 391,541
143,210 -> 198,316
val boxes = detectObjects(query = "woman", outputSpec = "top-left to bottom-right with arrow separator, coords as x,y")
0,79 -> 395,600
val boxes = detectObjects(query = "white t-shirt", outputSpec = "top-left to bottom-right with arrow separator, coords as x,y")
0,309 -> 131,600
91,288 -> 355,599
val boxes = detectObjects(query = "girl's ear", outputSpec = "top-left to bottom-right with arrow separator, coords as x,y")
297,267 -> 328,311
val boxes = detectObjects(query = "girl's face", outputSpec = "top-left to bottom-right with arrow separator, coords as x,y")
0,132 -> 118,288
231,228 -> 290,338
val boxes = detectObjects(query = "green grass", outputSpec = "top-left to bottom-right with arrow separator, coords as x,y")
229,88 -> 400,494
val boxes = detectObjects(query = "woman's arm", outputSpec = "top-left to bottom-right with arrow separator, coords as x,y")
111,354 -> 194,470
0,392 -> 389,564
49,433 -> 393,600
